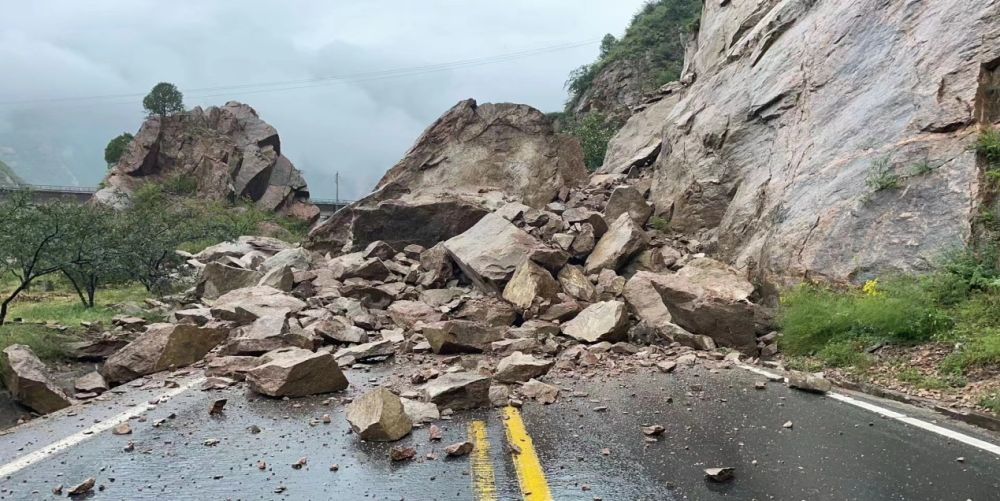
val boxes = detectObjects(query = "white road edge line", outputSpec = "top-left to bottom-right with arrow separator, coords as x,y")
738,364 -> 1000,457
0,376 -> 205,478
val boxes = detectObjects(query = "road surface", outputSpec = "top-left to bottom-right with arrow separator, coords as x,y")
0,361 -> 996,500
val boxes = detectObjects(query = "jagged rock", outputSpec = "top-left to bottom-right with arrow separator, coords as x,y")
623,271 -> 673,327
488,385 -> 511,407
174,307 -> 213,326
74,371 -> 108,394
419,288 -> 466,308
372,99 -> 586,208
308,194 -> 489,254
444,213 -> 547,293
596,269 -> 627,299
452,297 -> 518,327
102,324 -> 229,384
418,243 -> 456,287
346,388 -> 412,441
490,338 -> 542,355
584,213 -> 648,274
651,257 -> 757,354
196,262 -> 264,300
223,315 -> 314,356
445,441 -> 475,457
421,321 -> 503,354
400,398 -> 440,424
508,320 -> 561,339
557,265 -> 598,302
388,300 -> 445,329
67,337 -> 129,362
423,372 -> 491,410
520,378 -> 559,404
363,241 -> 397,261
0,345 -> 72,414
502,260 -> 560,310
562,208 -> 608,236
570,224 -> 597,257
604,186 -> 652,226
494,352 -> 554,383
312,316 -> 368,344
560,301 -> 629,343
95,102 -> 317,221
246,347 -> 348,397
205,356 -> 261,381
327,252 -> 391,281
210,286 -> 307,324
258,265 -> 294,291
262,247 -> 313,272
340,284 -> 394,310
334,339 -> 395,364
787,371 -> 833,394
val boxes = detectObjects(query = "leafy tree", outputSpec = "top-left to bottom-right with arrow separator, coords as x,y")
599,34 -> 618,59
568,113 -> 620,171
0,194 -> 75,324
142,82 -> 185,117
104,132 -> 134,167
59,204 -> 130,307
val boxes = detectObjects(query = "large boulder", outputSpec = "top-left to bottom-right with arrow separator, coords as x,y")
494,352 -> 554,383
345,388 -> 413,441
607,1 -> 1000,284
502,260 -> 560,310
584,213 -> 649,274
604,186 -> 652,226
246,347 -> 348,397
421,320 -> 503,354
557,265 -> 598,302
443,213 -> 547,293
560,301 -> 629,343
222,315 -> 314,356
210,286 -> 306,324
423,372 -> 491,410
622,271 -> 674,328
0,345 -> 72,414
102,324 -> 229,384
373,99 -> 586,208
307,193 -> 490,254
195,263 -> 264,300
94,101 -> 317,222
650,257 -> 757,354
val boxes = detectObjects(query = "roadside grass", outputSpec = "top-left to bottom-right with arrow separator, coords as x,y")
778,252 -> 1000,380
981,393 -> 1000,414
1,277 -> 151,361
0,324 -> 76,361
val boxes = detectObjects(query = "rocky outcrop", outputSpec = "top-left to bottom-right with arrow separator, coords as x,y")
94,101 -> 318,222
0,345 -> 72,414
307,99 -> 587,253
572,59 -> 651,123
603,1 -> 1000,285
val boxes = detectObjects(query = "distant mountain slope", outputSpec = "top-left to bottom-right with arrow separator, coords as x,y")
0,159 -> 23,186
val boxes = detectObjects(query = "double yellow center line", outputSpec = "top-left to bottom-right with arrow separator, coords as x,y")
469,407 -> 553,501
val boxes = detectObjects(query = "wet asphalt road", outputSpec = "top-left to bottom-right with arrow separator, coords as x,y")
0,361 -> 996,500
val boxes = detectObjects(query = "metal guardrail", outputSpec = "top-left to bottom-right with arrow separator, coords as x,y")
0,184 -> 98,194
311,199 -> 355,205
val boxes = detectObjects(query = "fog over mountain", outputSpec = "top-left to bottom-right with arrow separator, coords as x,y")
0,0 -> 647,199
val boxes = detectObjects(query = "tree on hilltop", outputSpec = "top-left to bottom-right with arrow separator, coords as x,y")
142,82 -> 185,117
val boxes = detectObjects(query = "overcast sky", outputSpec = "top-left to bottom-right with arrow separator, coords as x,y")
0,0 -> 649,199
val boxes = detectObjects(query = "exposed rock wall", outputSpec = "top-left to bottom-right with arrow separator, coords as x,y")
94,102 -> 318,222
605,0 -> 1000,287
572,59 -> 651,123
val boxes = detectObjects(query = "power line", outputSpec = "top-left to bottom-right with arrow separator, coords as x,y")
0,38 -> 600,108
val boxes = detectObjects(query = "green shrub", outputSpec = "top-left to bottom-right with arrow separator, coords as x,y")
980,392 -> 1000,413
778,279 -> 950,356
977,127 -> 1000,166
565,113 -> 620,171
865,156 -> 901,192
649,216 -> 670,232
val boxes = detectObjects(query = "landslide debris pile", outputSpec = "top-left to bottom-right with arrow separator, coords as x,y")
5,99 -> 780,426
94,101 -> 319,222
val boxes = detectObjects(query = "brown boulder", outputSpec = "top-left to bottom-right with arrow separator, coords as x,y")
604,186 -> 652,226
494,352 -> 554,383
195,262 -> 264,300
502,260 -> 560,310
423,372 -> 491,410
584,213 -> 649,274
345,388 -> 413,441
421,321 -> 504,354
560,301 -> 629,343
650,257 -> 757,354
444,213 -> 547,293
246,347 -> 348,397
102,324 -> 229,384
0,345 -> 72,414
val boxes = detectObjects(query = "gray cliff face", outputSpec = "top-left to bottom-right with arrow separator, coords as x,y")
94,101 -> 318,222
604,0 -> 1000,286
